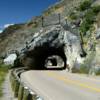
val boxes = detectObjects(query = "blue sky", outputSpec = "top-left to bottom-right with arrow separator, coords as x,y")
0,0 -> 58,32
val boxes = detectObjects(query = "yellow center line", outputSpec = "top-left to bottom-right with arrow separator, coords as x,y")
46,72 -> 100,93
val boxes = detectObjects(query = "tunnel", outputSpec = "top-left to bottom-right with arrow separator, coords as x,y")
20,43 -> 67,70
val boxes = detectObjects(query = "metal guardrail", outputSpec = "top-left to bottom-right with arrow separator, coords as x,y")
10,68 -> 44,100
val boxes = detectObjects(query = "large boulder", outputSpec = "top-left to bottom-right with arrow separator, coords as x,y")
4,54 -> 17,65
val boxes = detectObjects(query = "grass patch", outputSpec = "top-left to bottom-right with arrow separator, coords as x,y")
69,12 -> 78,20
0,64 -> 9,97
92,5 -> 100,14
80,5 -> 100,35
80,9 -> 96,34
79,0 -> 92,11
96,70 -> 100,75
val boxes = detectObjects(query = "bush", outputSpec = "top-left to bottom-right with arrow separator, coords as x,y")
79,64 -> 90,74
44,10 -> 51,16
79,0 -> 92,11
27,22 -> 34,26
79,4 -> 100,34
54,5 -> 61,10
96,68 -> 100,75
80,10 -> 96,34
33,22 -> 38,28
85,10 -> 95,22
69,12 -> 78,20
80,20 -> 91,34
92,5 -> 100,14
72,67 -> 80,73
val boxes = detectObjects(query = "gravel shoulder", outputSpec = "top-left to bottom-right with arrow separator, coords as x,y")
1,72 -> 17,100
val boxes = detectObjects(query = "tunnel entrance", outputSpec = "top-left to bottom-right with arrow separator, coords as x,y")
22,44 -> 67,70
45,55 -> 65,69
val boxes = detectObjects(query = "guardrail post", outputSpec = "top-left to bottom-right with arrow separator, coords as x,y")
10,71 -> 15,91
18,83 -> 24,100
14,79 -> 20,97
30,91 -> 37,100
12,76 -> 16,91
22,87 -> 30,100
10,68 -> 43,100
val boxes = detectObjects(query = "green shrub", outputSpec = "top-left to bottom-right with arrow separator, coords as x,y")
85,10 -> 95,22
44,10 -> 51,16
72,67 -> 80,73
80,19 -> 94,35
96,71 -> 100,75
69,12 -> 77,20
80,20 -> 90,34
27,22 -> 34,26
80,10 -> 95,34
79,64 -> 90,74
92,5 -> 100,14
33,22 -> 38,28
54,5 -> 61,10
96,68 -> 100,75
79,0 -> 92,11
79,4 -> 100,34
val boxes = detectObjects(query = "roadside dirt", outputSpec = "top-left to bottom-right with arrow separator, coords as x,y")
1,72 -> 17,100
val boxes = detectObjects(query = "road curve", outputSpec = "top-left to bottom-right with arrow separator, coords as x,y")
21,70 -> 100,100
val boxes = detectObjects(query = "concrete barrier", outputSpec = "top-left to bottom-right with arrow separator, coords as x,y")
10,68 -> 43,100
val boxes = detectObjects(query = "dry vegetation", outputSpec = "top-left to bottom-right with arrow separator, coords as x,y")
0,60 -> 9,97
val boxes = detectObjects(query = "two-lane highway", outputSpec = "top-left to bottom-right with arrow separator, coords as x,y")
21,70 -> 100,100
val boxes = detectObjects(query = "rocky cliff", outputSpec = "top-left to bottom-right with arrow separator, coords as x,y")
0,0 -> 100,73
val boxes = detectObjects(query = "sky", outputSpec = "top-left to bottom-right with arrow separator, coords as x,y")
0,0 -> 59,32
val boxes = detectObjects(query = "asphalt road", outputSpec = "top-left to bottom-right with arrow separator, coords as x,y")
21,70 -> 100,100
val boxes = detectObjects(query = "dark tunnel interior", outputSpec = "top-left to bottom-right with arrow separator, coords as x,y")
23,44 -> 67,70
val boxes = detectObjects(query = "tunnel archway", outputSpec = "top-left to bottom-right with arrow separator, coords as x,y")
44,55 -> 65,69
22,44 -> 67,70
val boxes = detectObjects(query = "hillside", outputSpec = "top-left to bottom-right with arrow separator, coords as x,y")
0,0 -> 83,56
0,0 -> 100,74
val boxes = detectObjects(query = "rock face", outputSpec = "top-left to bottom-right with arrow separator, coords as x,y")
0,0 -> 83,57
0,0 -> 100,72
14,24 -> 86,70
4,54 -> 17,65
